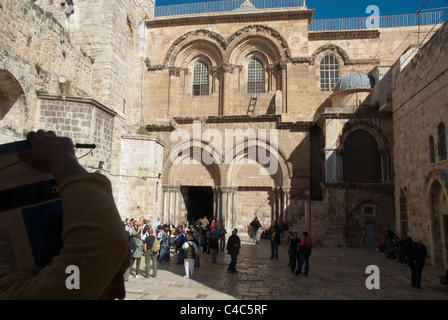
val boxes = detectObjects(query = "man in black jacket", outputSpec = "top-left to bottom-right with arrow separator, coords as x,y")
407,240 -> 427,288
227,229 -> 241,273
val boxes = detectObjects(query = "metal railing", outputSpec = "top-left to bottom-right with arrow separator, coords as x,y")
154,0 -> 306,17
154,1 -> 445,32
308,10 -> 444,31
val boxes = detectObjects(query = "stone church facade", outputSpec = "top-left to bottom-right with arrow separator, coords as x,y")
0,1 -> 447,270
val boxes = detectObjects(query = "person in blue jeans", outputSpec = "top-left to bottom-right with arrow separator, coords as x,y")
158,228 -> 171,263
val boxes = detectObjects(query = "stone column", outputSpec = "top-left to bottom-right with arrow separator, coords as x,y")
274,186 -> 281,223
173,186 -> 181,227
220,186 -> 235,231
277,60 -> 287,113
167,67 -> 181,116
282,186 -> 291,224
168,186 -> 175,223
325,148 -> 343,183
380,150 -> 391,182
162,186 -> 169,223
232,188 -> 237,230
220,187 -> 227,226
220,63 -> 233,115
213,187 -> 218,220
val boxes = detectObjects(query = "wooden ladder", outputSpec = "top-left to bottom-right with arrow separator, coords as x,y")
247,96 -> 257,115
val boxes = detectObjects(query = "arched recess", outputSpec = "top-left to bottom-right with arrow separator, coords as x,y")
225,25 -> 290,63
424,169 -> 448,268
162,138 -> 222,187
339,122 -> 390,151
164,29 -> 227,67
227,29 -> 287,95
310,44 -> 351,66
339,122 -> 392,183
0,69 -> 25,120
225,136 -> 291,187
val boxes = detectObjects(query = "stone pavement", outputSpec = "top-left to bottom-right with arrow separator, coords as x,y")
124,235 -> 448,301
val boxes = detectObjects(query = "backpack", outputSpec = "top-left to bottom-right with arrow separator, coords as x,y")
151,236 -> 160,253
129,237 -> 136,254
185,242 -> 195,259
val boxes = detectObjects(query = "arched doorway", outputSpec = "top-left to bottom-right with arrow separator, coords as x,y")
429,180 -> 448,268
184,186 -> 214,224
0,69 -> 24,120
162,140 -> 221,227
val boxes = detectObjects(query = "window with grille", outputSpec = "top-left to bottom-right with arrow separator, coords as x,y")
193,61 -> 209,96
438,122 -> 447,161
247,58 -> 264,94
320,54 -> 340,91
363,205 -> 376,215
429,136 -> 436,163
342,129 -> 381,183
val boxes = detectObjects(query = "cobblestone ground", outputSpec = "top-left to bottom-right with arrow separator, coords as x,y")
124,235 -> 448,301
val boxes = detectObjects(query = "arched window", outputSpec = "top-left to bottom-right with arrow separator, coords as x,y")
343,129 -> 381,183
320,54 -> 340,91
247,57 -> 264,94
438,122 -> 447,161
193,61 -> 209,96
429,136 -> 436,163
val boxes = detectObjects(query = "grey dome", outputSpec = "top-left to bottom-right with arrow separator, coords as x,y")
334,71 -> 373,92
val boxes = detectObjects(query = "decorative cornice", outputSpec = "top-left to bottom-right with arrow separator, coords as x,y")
145,123 -> 176,132
321,106 -> 391,119
145,115 -> 315,133
308,29 -> 380,41
277,121 -> 314,131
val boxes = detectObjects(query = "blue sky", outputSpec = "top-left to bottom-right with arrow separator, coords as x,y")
155,0 -> 448,20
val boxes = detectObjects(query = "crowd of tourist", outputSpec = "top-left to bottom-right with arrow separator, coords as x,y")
376,225 -> 437,289
122,216 -> 229,279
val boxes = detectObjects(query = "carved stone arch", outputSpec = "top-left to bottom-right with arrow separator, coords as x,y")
339,121 -> 390,152
424,169 -> 448,198
224,136 -> 291,187
162,138 -> 222,186
225,24 -> 291,63
0,69 -> 25,120
163,29 -> 227,67
423,169 -> 448,268
310,44 -> 351,66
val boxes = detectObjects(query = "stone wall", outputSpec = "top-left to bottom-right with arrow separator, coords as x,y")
33,0 -> 156,119
141,12 -> 438,124
0,0 -> 92,140
115,134 -> 164,219
393,21 -> 448,268
36,95 -> 116,171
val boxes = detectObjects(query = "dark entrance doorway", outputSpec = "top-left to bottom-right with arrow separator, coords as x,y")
185,186 -> 213,224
